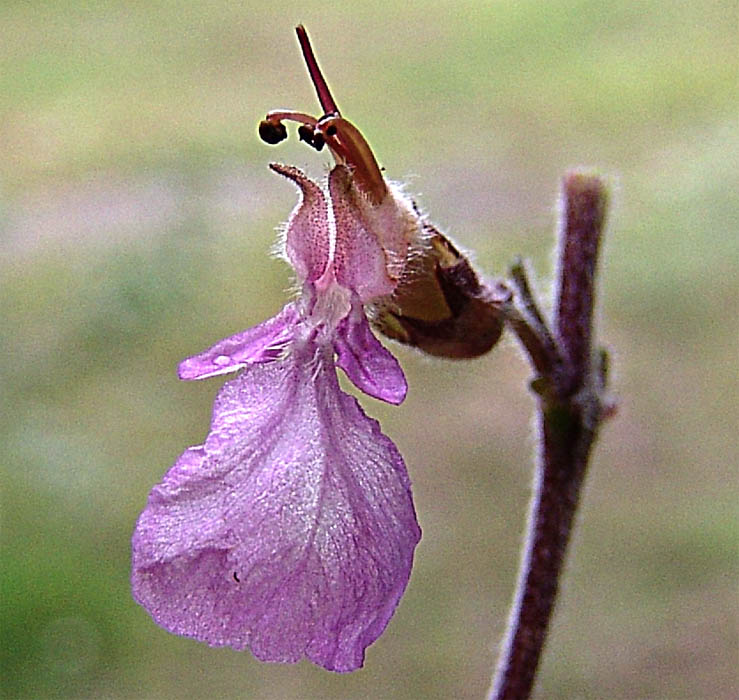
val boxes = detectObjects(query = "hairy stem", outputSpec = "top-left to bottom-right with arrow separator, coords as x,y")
555,174 -> 608,394
490,171 -> 611,699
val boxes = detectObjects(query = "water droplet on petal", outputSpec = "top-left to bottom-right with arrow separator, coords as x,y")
213,355 -> 231,366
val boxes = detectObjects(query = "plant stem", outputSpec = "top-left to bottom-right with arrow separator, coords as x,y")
555,173 -> 608,394
490,172 -> 611,699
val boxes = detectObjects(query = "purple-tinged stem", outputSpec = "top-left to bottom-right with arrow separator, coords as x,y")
555,174 -> 608,394
490,171 -> 611,700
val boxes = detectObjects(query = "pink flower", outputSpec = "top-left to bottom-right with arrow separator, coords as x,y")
131,28 -> 425,672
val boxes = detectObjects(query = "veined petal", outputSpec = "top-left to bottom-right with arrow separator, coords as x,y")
334,301 -> 407,405
270,163 -> 330,282
178,304 -> 299,380
132,342 -> 421,672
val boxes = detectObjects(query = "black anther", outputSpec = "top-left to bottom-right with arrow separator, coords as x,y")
258,120 -> 288,145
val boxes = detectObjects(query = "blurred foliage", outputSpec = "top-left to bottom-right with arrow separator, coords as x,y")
1,1 -> 737,698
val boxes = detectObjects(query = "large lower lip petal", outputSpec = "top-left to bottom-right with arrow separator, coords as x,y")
132,341 -> 420,671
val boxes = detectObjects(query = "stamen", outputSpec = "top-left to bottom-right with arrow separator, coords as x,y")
259,26 -> 389,204
265,110 -> 318,127
295,25 -> 340,116
298,124 -> 325,152
258,120 -> 287,145
259,111 -> 318,147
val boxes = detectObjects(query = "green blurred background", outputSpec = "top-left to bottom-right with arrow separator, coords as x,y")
2,1 -> 736,698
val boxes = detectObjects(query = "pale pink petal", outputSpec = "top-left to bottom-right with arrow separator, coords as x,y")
178,304 -> 299,380
329,166 -> 396,301
132,342 -> 420,672
270,163 -> 330,282
334,302 -> 407,405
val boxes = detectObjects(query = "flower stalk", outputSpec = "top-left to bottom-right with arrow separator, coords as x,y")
490,172 -> 613,699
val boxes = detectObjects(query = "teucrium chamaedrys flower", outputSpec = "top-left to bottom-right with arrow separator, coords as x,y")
132,25 -> 504,672
131,30 -> 424,673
